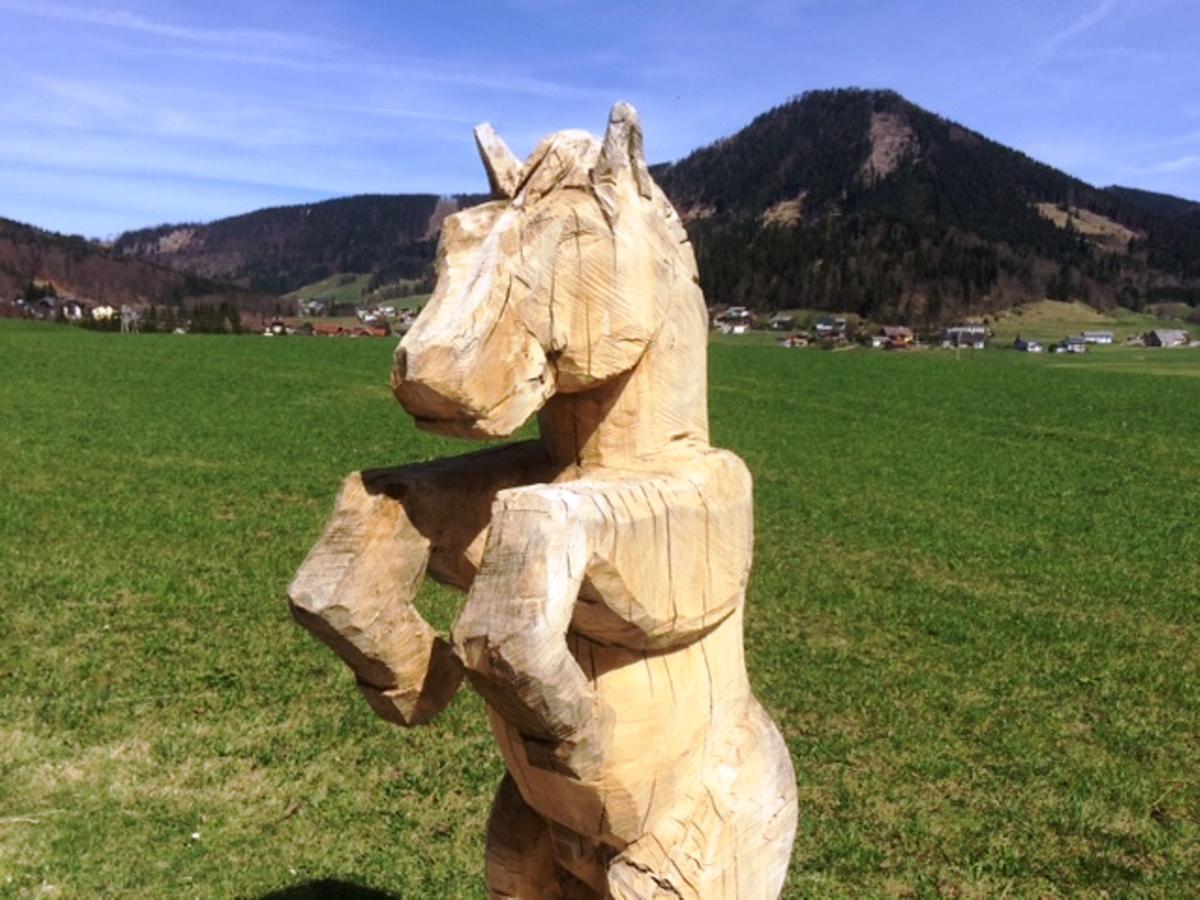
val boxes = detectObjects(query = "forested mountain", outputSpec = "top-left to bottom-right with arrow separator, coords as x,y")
30,89 -> 1200,323
115,193 -> 488,295
651,89 -> 1200,320
0,216 -> 261,310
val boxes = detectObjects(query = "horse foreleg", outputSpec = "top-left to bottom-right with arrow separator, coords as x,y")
288,440 -> 560,726
454,486 -> 610,758
288,468 -> 458,725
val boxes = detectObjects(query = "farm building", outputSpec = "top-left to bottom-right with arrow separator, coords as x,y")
1082,331 -> 1114,344
881,325 -> 914,347
814,317 -> 848,338
1144,329 -> 1190,348
27,297 -> 58,319
713,306 -> 753,334
768,313 -> 795,331
942,323 -> 988,349
1052,336 -> 1087,354
59,299 -> 91,321
1013,337 -> 1043,352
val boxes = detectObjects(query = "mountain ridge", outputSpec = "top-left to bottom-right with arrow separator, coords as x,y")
112,192 -> 490,296
651,88 -> 1200,320
9,88 -> 1200,322
1104,185 -> 1200,219
0,216 -> 269,312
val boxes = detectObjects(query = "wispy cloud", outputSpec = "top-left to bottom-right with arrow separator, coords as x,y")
0,0 -> 342,54
3,71 -> 352,151
1058,44 -> 1172,64
58,26 -> 614,105
1019,126 -> 1200,171
1039,0 -> 1126,58
1142,154 -> 1200,174
0,129 -> 426,197
301,101 -> 477,126
2,0 -> 1198,233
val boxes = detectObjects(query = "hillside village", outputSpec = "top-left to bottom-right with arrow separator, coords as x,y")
8,279 -> 1197,355
709,301 -> 1194,354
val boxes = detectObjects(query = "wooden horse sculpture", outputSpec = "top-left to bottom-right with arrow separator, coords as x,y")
289,103 -> 798,898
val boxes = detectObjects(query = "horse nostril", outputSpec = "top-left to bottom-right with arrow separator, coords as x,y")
394,347 -> 408,381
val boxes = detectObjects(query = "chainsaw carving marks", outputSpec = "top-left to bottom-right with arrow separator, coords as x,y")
289,103 -> 798,898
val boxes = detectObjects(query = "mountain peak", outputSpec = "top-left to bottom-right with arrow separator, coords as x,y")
653,88 -> 1200,319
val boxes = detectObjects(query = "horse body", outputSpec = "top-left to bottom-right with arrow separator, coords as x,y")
289,104 -> 796,898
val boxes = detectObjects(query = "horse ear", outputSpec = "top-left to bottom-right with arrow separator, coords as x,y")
593,102 -> 652,212
474,123 -> 521,199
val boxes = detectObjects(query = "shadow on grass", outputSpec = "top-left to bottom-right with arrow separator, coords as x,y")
260,880 -> 399,899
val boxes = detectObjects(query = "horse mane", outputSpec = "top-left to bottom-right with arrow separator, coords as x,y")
513,130 -> 601,205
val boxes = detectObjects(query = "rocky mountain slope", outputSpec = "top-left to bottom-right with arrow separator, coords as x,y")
651,89 -> 1200,320
113,193 -> 487,296
0,217 -> 261,310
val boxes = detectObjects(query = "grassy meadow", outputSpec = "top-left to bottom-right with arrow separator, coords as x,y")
284,272 -> 375,305
1,320 -> 1197,897
756,300 -> 1200,347
987,300 -> 1200,345
284,272 -> 430,314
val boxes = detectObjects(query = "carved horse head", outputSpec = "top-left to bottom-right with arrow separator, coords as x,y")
392,103 -> 708,464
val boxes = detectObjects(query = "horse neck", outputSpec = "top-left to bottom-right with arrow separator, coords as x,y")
537,277 -> 710,471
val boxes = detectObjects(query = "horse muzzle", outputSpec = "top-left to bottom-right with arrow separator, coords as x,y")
392,344 -> 555,440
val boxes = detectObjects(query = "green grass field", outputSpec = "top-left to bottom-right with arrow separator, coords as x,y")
285,273 -> 375,305
1,321 -> 1197,897
988,300 -> 1200,345
285,273 -> 430,315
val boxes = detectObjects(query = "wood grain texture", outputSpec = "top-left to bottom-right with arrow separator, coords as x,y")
289,102 -> 797,898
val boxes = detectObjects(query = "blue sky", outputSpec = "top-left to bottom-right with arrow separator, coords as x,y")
2,0 -> 1197,237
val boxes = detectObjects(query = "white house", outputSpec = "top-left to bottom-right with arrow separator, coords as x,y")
714,306 -> 753,334
768,313 -> 795,331
814,316 -> 847,338
942,323 -> 988,349
1052,336 -> 1087,354
1145,329 -> 1190,348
